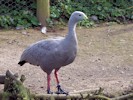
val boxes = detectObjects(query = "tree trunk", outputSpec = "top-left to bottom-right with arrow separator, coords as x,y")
37,0 -> 50,26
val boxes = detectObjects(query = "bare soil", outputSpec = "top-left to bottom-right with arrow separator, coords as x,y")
1,23 -> 133,95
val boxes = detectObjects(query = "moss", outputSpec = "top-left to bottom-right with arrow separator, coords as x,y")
3,71 -> 33,100
1,92 -> 10,100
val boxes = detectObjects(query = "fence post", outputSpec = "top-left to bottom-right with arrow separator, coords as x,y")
37,0 -> 50,26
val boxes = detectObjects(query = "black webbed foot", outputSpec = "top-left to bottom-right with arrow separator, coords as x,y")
55,85 -> 68,95
47,89 -> 53,94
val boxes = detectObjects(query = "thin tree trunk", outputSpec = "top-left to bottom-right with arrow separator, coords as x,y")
37,0 -> 50,26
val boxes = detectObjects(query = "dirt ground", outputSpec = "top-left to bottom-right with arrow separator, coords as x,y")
1,23 -> 133,95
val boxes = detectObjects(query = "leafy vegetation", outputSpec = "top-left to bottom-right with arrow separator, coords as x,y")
0,0 -> 39,28
49,0 -> 133,27
0,0 -> 133,28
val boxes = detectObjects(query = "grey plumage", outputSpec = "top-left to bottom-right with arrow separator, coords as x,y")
18,11 -> 88,94
19,37 -> 77,74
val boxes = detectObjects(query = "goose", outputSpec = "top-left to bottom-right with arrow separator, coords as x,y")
18,11 -> 88,94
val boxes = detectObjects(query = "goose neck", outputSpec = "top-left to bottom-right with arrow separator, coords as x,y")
68,19 -> 77,35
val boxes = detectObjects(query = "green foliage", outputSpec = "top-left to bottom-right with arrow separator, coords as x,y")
1,0 -> 133,28
0,11 -> 39,28
49,0 -> 133,27
78,20 -> 95,28
0,0 -> 39,28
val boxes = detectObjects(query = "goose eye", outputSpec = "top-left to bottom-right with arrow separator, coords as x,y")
79,14 -> 81,16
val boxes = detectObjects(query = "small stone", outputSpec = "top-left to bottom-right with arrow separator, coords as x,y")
40,86 -> 44,88
130,54 -> 133,57
116,66 -> 119,69
102,67 -> 105,71
82,78 -> 85,80
41,27 -> 47,34
38,79 -> 41,82
120,71 -> 124,74
90,15 -> 98,21
28,85 -> 33,87
21,31 -> 27,35
98,58 -> 101,61
16,26 -> 24,30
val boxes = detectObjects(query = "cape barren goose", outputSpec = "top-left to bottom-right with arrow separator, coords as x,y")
18,11 -> 88,94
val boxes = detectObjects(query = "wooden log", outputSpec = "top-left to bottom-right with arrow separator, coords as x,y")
0,71 -> 19,84
34,93 -> 89,100
1,70 -> 133,100
34,93 -> 112,100
1,70 -> 31,100
89,95 -> 111,100
111,93 -> 133,100
0,75 -> 5,84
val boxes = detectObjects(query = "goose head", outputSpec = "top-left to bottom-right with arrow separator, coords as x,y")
69,11 -> 88,23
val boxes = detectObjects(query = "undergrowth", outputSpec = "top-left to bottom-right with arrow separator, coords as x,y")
0,0 -> 39,29
0,0 -> 133,28
48,0 -> 133,27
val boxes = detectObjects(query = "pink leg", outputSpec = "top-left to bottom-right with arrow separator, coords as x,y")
54,69 -> 59,85
47,74 -> 52,94
54,69 -> 68,94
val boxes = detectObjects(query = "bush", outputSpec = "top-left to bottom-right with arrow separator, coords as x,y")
0,0 -> 39,29
0,0 -> 133,28
49,0 -> 133,27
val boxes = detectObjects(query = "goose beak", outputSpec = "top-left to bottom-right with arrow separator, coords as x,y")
84,14 -> 88,20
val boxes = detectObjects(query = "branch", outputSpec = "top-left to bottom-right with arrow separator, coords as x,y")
34,93 -> 111,100
112,93 -> 133,100
35,93 -> 89,99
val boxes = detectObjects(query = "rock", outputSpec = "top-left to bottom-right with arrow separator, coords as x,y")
21,31 -> 28,35
90,15 -> 98,22
41,27 -> 47,34
16,26 -> 24,30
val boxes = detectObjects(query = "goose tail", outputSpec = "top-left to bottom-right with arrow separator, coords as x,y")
18,61 -> 26,66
